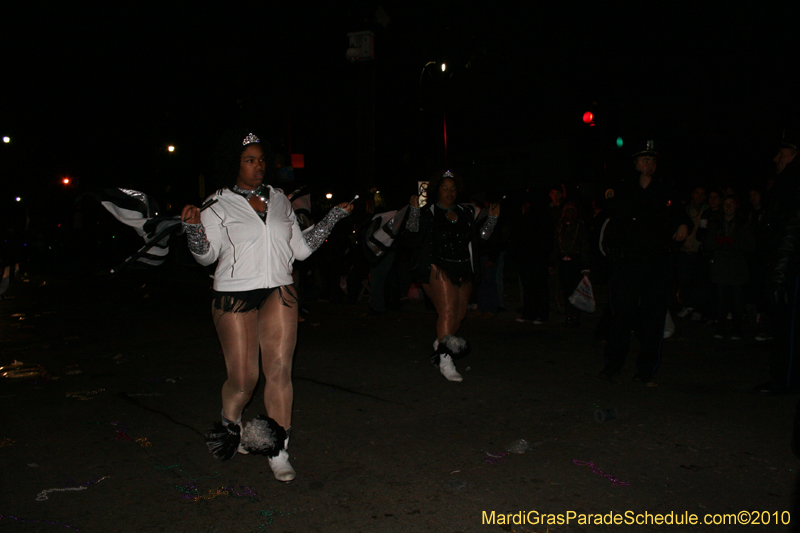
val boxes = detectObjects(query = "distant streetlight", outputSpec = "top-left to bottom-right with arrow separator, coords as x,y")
326,193 -> 333,199
441,63 -> 446,72
2,136 -> 9,143
62,177 -> 71,186
15,197 -> 21,202
167,145 -> 175,153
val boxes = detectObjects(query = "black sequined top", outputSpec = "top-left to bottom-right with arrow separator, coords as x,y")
404,203 -> 498,286
430,206 -> 472,263
409,204 -> 475,285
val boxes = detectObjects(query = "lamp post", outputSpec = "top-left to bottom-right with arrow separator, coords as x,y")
418,61 -> 437,112
419,61 -> 449,167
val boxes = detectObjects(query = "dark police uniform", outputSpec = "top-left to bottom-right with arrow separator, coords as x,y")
761,156 -> 800,393
601,174 -> 690,382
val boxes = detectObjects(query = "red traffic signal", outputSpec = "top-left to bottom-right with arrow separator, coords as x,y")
582,111 -> 595,125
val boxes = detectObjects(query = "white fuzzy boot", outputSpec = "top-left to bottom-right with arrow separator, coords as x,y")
439,353 -> 463,382
268,433 -> 295,482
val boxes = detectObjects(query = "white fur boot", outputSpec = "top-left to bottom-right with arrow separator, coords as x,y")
439,354 -> 463,382
268,435 -> 295,482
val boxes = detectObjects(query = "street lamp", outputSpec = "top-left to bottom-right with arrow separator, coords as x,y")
419,61 -> 449,166
418,61 -> 443,111
167,145 -> 175,153
2,136 -> 9,144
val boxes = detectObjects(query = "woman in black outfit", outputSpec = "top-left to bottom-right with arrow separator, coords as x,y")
405,171 -> 500,381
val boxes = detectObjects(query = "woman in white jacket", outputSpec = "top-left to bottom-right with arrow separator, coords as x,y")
181,130 -> 352,481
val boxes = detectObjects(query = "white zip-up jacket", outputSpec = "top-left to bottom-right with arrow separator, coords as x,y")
192,186 -> 312,291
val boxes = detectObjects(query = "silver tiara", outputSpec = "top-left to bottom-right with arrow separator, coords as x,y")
242,133 -> 260,146
443,170 -> 454,178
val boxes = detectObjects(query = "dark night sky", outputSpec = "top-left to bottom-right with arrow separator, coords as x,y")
3,2 -> 800,212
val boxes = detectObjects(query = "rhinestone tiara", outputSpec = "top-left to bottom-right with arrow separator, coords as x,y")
443,170 -> 454,178
242,133 -> 260,146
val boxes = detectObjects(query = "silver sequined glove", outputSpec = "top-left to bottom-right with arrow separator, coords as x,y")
480,215 -> 499,240
184,222 -> 210,255
303,207 -> 350,251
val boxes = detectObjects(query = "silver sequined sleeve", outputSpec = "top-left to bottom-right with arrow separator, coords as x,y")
184,223 -> 210,255
302,206 -> 350,251
480,215 -> 499,240
406,206 -> 420,232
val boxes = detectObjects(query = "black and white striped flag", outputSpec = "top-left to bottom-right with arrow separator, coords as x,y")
86,188 -> 182,270
365,205 -> 409,260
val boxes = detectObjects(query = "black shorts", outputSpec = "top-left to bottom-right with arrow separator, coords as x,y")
212,286 -> 296,313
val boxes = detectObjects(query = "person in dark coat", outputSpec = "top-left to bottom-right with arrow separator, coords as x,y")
599,140 -> 691,385
513,192 -> 554,323
757,130 -> 800,393
704,195 -> 755,339
550,201 -> 590,327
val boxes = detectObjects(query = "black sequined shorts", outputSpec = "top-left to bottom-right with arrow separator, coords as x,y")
212,286 -> 296,313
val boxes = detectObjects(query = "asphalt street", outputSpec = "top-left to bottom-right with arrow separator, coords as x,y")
1,266 -> 798,532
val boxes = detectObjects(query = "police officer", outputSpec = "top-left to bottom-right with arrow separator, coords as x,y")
600,140 -> 690,385
757,130 -> 800,394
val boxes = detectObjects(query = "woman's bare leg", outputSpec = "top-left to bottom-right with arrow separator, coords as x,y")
213,308 -> 260,423
257,287 -> 299,430
423,265 -> 472,341
422,267 -> 473,382
456,280 -> 472,332
257,287 -> 299,481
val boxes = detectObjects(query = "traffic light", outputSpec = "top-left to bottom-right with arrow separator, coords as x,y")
582,111 -> 595,126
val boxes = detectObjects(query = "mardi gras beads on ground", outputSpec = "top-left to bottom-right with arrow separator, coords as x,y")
573,459 -> 629,486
